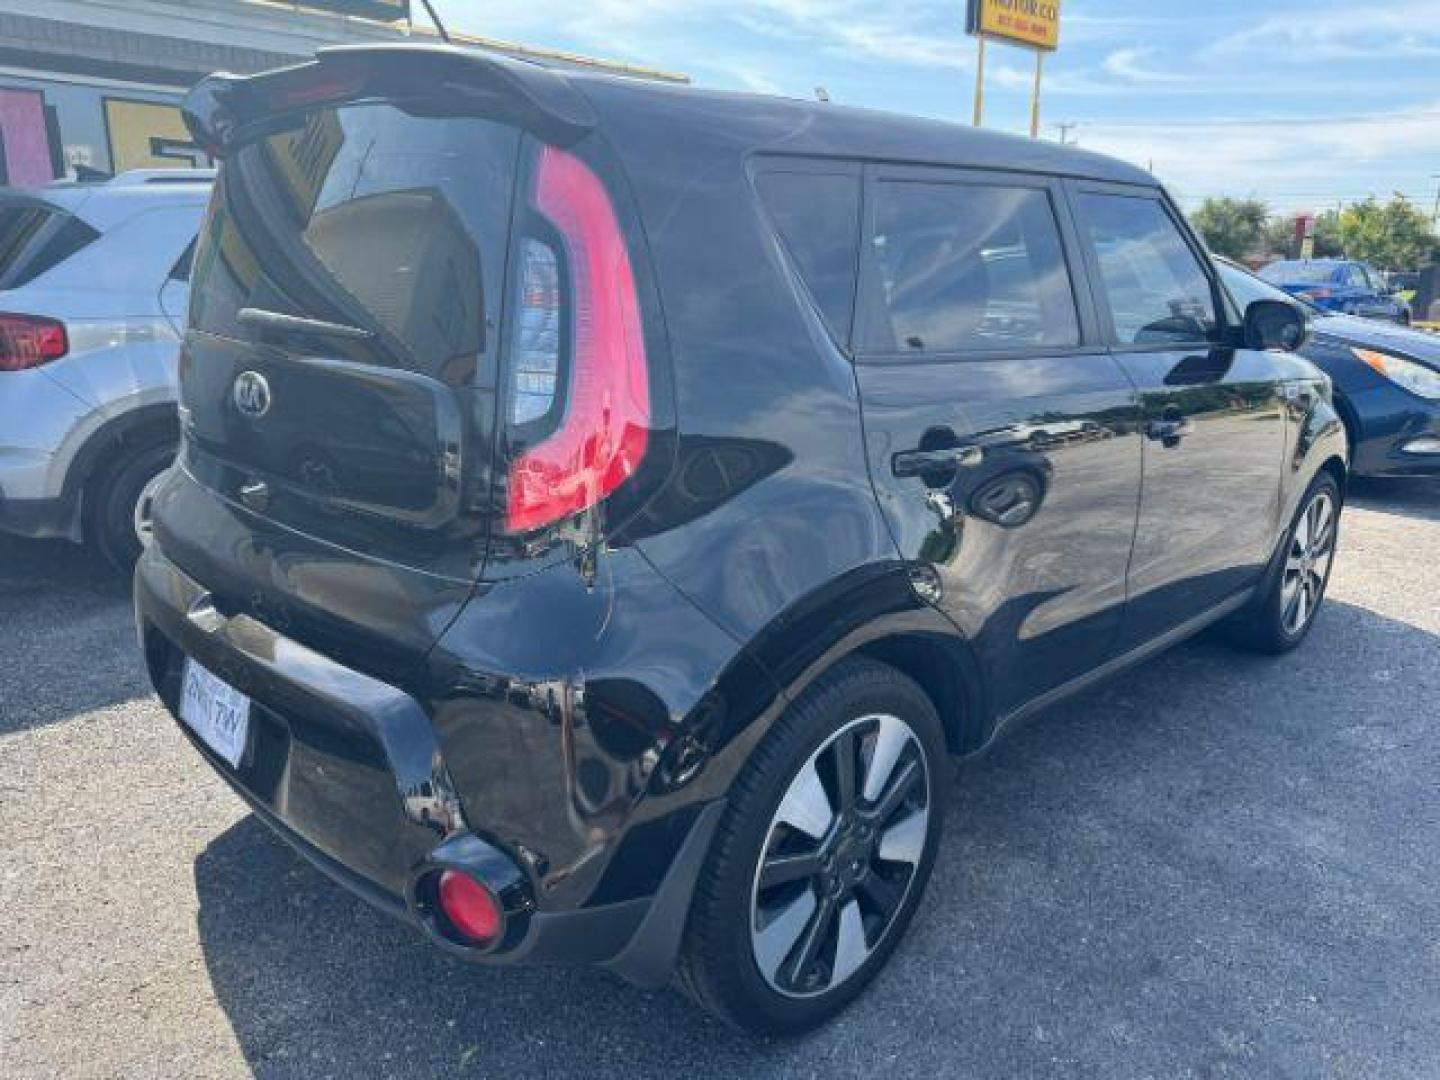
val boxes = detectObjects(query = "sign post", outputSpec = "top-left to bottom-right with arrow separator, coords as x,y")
973,36 -> 987,126
1296,213 -> 1317,261
966,0 -> 1063,138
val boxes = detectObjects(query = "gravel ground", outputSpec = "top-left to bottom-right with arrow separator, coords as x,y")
2,479 -> 1438,1079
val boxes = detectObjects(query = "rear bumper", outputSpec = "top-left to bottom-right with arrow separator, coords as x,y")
135,543 -> 718,982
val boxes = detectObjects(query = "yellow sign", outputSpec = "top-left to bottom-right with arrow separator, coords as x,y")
103,98 -> 209,171
967,0 -> 1062,52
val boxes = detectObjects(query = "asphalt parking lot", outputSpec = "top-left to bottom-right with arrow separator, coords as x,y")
2,479 -> 1438,1079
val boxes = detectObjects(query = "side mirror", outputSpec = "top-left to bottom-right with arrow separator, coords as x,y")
1244,299 -> 1308,352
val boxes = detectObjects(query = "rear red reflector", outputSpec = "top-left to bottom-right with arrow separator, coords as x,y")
505,145 -> 650,533
0,313 -> 68,372
436,869 -> 503,945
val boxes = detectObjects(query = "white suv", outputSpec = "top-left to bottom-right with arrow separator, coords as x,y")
0,169 -> 210,566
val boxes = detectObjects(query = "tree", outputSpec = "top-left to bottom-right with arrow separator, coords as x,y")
1335,197 -> 1439,270
1261,209 -> 1344,260
1312,210 -> 1346,259
1191,197 -> 1270,259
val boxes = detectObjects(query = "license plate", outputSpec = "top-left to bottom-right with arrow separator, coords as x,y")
179,659 -> 251,769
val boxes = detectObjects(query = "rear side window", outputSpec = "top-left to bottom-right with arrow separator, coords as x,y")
862,181 -> 1080,354
755,169 -> 861,343
0,203 -> 100,289
1077,194 -> 1216,346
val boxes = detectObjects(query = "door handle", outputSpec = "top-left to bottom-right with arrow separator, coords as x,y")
1144,417 -> 1194,446
891,444 -> 984,478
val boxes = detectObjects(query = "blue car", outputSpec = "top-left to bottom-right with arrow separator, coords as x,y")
1219,257 -> 1440,476
1258,258 -> 1412,324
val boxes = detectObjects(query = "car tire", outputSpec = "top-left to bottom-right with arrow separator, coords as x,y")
677,656 -> 947,1034
86,440 -> 175,571
1224,472 -> 1341,654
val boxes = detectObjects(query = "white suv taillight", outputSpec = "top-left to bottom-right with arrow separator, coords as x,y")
504,145 -> 650,533
0,313 -> 68,372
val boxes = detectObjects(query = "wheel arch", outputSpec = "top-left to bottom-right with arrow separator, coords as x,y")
67,403 -> 179,511
731,562 -> 990,760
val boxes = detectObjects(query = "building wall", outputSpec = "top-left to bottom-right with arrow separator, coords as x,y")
0,70 -> 191,180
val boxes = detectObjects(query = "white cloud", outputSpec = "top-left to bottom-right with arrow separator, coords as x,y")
1101,46 -> 1192,84
733,66 -> 783,94
1206,2 -> 1440,61
1077,104 -> 1440,211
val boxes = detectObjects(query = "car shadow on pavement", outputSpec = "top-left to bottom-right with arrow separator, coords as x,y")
0,535 -> 148,734
192,598 -> 1440,1078
1348,476 -> 1440,522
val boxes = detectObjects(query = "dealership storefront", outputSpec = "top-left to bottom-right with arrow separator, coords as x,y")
0,0 -> 682,184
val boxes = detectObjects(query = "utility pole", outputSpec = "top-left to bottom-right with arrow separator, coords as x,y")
1431,174 -> 1440,229
1053,120 -> 1077,145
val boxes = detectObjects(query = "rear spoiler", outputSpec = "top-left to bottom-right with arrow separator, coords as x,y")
182,44 -> 598,157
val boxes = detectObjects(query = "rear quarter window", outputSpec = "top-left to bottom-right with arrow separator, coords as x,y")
0,202 -> 100,289
754,168 -> 861,344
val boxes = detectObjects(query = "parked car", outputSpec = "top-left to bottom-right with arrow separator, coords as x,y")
1217,257 -> 1440,476
0,169 -> 210,565
136,46 -> 1346,1034
1258,258 -> 1412,324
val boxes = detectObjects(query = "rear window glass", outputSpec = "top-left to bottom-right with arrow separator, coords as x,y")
189,103 -> 520,384
0,202 -> 100,289
755,169 -> 861,343
1259,261 -> 1338,286
863,181 -> 1080,354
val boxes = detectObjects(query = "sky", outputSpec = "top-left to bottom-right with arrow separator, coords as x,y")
445,0 -> 1440,220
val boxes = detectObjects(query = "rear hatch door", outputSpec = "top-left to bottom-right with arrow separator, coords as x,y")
166,57 -> 537,680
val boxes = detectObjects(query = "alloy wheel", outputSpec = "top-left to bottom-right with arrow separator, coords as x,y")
1281,489 -> 1336,636
749,713 -> 931,998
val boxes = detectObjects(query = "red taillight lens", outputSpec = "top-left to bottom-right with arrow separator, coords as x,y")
505,145 -> 650,533
0,313 -> 67,372
436,870 -> 503,945
1302,288 -> 1333,301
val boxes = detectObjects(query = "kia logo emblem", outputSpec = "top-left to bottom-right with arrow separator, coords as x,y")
233,370 -> 271,419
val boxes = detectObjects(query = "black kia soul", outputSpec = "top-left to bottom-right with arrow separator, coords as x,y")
136,44 -> 1346,1033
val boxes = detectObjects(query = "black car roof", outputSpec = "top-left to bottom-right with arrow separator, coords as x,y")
567,68 -> 1156,186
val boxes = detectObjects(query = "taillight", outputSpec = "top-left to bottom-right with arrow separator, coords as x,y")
505,145 -> 650,533
0,313 -> 68,372
508,238 -> 563,426
1302,288 -> 1333,301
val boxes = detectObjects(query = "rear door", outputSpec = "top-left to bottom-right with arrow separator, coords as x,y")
852,165 -> 1142,719
1069,184 -> 1286,649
